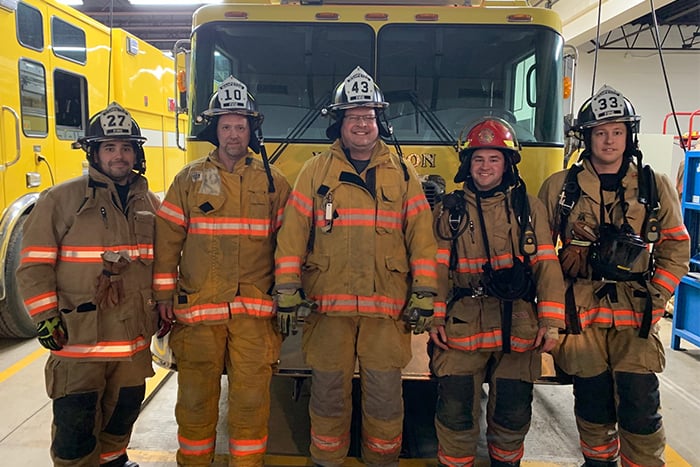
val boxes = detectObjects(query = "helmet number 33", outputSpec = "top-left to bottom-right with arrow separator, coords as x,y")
591,85 -> 625,120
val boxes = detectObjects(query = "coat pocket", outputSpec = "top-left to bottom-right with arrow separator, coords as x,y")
133,210 -> 155,265
246,190 -> 273,240
376,184 -> 402,235
302,253 -> 330,296
60,302 -> 98,345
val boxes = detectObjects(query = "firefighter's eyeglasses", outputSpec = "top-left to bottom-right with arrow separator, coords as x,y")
345,115 -> 376,124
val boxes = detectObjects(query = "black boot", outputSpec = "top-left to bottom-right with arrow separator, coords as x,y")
99,454 -> 139,467
490,457 -> 520,467
581,457 -> 618,467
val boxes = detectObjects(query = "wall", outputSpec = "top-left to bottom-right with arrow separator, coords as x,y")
573,49 -> 700,179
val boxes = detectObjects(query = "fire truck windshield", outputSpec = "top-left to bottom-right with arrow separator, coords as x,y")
190,21 -> 563,147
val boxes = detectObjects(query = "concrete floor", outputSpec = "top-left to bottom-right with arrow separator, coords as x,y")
0,316 -> 698,466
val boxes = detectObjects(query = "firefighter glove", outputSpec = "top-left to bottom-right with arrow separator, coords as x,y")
405,292 -> 434,334
36,316 -> 68,351
559,221 -> 597,279
95,251 -> 131,309
276,289 -> 303,337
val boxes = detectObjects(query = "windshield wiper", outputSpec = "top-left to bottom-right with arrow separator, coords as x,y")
268,94 -> 331,165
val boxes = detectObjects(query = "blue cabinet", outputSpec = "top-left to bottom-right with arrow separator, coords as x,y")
672,148 -> 700,349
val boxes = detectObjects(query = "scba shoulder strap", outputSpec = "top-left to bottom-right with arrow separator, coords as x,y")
639,164 -> 661,243
511,179 -> 537,257
557,161 -> 660,244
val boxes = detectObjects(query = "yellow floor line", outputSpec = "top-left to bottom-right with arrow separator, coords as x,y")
666,444 -> 692,467
0,346 -> 47,384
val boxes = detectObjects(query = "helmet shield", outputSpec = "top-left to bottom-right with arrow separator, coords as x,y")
75,102 -> 147,174
576,85 -> 640,133
196,75 -> 264,152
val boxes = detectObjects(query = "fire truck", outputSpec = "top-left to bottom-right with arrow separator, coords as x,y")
0,0 -> 186,337
171,0 -> 575,382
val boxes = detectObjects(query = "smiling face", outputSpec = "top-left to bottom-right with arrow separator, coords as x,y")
469,148 -> 506,191
588,122 -> 627,174
95,140 -> 136,185
340,107 -> 379,159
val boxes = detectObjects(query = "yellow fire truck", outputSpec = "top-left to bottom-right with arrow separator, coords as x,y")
179,0 -> 574,190
174,0 -> 575,381
0,0 -> 186,337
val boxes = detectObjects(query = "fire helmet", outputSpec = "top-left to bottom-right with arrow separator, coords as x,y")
323,66 -> 392,140
196,75 -> 264,153
576,85 -> 640,156
454,117 -> 521,183
75,102 -> 147,174
150,333 -> 176,371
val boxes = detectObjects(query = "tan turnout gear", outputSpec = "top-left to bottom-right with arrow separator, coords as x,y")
431,185 -> 565,467
538,157 -> 690,466
275,137 -> 437,465
17,165 -> 159,466
154,149 -> 290,467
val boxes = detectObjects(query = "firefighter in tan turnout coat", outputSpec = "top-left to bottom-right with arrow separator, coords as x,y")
539,85 -> 690,467
17,103 -> 159,467
430,118 -> 565,467
274,66 -> 437,467
153,76 -> 290,467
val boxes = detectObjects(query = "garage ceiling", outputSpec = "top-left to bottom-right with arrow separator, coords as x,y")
73,0 -> 700,53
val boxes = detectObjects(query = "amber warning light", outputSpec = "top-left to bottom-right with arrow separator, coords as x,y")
224,11 -> 248,19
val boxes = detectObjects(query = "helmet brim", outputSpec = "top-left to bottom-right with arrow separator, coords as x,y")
77,134 -> 147,147
327,101 -> 389,112
201,108 -> 262,120
578,115 -> 640,130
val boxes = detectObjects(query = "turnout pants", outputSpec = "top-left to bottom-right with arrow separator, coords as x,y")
301,313 -> 412,467
170,317 -> 281,467
552,326 -> 666,467
430,347 -> 540,467
44,348 -> 153,467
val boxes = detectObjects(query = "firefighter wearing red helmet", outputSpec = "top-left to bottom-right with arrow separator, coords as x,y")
274,66 -> 437,466
17,102 -> 159,467
153,75 -> 290,467
431,117 -> 565,467
539,85 -> 690,466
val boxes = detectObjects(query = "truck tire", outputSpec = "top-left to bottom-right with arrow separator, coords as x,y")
0,215 -> 36,338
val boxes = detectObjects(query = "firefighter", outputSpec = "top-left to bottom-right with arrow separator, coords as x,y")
153,75 -> 290,467
274,66 -> 437,467
16,102 -> 159,467
538,85 -> 690,467
430,117 -> 565,467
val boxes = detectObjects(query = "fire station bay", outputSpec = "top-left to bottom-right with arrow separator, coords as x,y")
0,0 -> 699,466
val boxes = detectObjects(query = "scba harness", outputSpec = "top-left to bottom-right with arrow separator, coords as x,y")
436,180 -> 537,353
557,161 -> 661,338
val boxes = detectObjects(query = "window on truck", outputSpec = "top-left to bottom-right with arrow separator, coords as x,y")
17,2 -> 43,51
54,69 -> 88,141
19,59 -> 48,137
51,17 -> 86,64
191,21 -> 562,149
191,21 -> 374,141
377,24 -> 563,146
